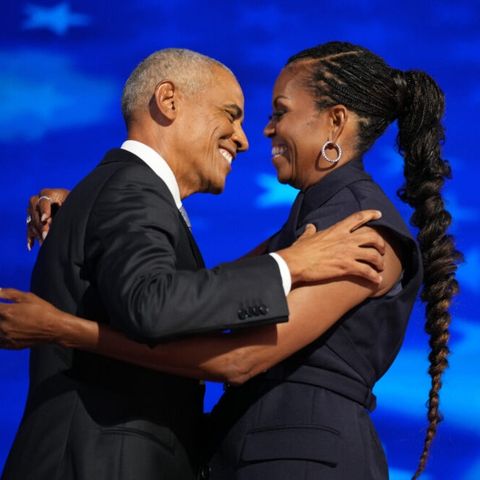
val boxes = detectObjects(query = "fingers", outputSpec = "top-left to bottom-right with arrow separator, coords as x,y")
37,194 -> 53,225
338,210 -> 382,233
301,224 -> 317,237
26,193 -> 55,250
0,288 -> 29,303
351,262 -> 383,285
294,224 -> 317,244
37,191 -> 55,243
348,226 -> 386,281
27,227 -> 36,251
351,227 -> 386,255
27,195 -> 42,250
355,247 -> 384,272
0,288 -> 38,304
40,188 -> 69,205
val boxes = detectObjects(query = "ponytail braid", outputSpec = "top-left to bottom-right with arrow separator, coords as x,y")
396,70 -> 463,479
287,42 -> 462,478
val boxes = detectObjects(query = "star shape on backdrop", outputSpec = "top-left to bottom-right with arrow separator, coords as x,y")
255,173 -> 297,208
23,2 -> 90,36
0,50 -> 116,141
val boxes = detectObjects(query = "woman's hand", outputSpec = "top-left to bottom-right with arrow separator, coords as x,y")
27,188 -> 70,250
0,288 -> 61,349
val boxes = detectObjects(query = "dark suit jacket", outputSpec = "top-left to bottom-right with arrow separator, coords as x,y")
2,149 -> 288,480
208,159 -> 422,480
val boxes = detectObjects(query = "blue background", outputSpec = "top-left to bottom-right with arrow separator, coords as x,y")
1,1 -> 479,478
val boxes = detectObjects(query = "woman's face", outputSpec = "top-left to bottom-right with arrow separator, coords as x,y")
264,65 -> 331,190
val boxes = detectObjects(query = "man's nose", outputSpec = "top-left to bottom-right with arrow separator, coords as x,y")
233,125 -> 249,152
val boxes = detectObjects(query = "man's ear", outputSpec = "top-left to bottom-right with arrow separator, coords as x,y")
153,81 -> 177,121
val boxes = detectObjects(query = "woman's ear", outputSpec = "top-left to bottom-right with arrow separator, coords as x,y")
328,105 -> 348,142
152,81 -> 177,121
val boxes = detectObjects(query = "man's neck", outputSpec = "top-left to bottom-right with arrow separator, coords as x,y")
127,122 -> 203,199
121,138 -> 185,207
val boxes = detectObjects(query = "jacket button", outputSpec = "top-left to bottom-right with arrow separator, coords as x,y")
237,308 -> 247,320
248,306 -> 258,316
259,304 -> 269,315
198,465 -> 211,479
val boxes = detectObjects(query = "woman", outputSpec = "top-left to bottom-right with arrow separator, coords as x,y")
0,41 -> 460,479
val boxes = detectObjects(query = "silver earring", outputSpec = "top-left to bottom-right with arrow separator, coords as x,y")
321,140 -> 342,164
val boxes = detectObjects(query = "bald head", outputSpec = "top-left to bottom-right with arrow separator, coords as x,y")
121,48 -> 233,126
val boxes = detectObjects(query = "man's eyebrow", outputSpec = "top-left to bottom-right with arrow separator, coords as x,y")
224,104 -> 243,119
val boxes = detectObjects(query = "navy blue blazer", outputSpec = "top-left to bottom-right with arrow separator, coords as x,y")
208,158 -> 422,480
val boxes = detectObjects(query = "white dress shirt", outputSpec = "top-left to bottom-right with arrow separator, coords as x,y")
120,140 -> 291,295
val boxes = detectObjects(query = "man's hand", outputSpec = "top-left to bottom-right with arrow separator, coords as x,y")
0,288 -> 60,349
27,188 -> 70,250
277,210 -> 385,286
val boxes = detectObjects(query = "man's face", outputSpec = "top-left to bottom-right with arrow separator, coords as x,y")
176,66 -> 249,194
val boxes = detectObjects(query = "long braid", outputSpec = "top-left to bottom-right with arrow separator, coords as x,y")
395,70 -> 463,479
288,42 -> 462,477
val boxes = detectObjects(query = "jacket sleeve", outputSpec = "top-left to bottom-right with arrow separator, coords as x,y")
85,165 -> 289,341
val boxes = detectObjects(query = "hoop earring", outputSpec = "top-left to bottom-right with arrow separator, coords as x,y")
321,140 -> 342,164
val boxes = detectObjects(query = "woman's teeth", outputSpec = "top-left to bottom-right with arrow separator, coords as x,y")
272,145 -> 287,157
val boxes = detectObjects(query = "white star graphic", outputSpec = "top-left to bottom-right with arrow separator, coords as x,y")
255,173 -> 297,208
23,2 -> 90,36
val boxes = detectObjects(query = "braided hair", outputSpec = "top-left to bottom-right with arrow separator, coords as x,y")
287,41 -> 462,478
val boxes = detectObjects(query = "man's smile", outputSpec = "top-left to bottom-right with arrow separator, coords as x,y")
219,147 -> 234,166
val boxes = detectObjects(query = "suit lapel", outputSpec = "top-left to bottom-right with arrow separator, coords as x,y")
100,148 -> 206,269
178,211 -> 205,268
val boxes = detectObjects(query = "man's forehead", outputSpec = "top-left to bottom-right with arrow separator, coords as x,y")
209,70 -> 244,101
211,63 -> 236,80
215,70 -> 242,90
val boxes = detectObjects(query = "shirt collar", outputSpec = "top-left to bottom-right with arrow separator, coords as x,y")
300,158 -> 371,221
121,140 -> 182,209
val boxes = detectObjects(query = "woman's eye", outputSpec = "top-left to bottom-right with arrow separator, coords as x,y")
269,110 -> 286,121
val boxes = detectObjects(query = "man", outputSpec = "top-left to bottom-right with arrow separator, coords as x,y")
1,49 -> 383,480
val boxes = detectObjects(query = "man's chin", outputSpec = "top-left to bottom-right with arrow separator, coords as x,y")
202,181 -> 226,195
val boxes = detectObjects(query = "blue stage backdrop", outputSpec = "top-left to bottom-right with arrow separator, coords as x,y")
1,1 -> 479,478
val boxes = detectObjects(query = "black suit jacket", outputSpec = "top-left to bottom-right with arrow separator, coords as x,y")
2,149 -> 288,480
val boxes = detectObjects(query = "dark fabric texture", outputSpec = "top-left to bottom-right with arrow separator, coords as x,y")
2,148 -> 289,480
208,159 -> 422,479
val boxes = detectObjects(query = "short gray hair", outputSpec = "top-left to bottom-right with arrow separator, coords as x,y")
121,48 -> 231,124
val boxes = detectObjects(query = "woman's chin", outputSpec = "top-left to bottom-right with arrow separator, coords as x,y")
276,175 -> 291,185
274,168 -> 293,185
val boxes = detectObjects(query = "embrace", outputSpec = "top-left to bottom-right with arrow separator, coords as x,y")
0,42 -> 460,480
